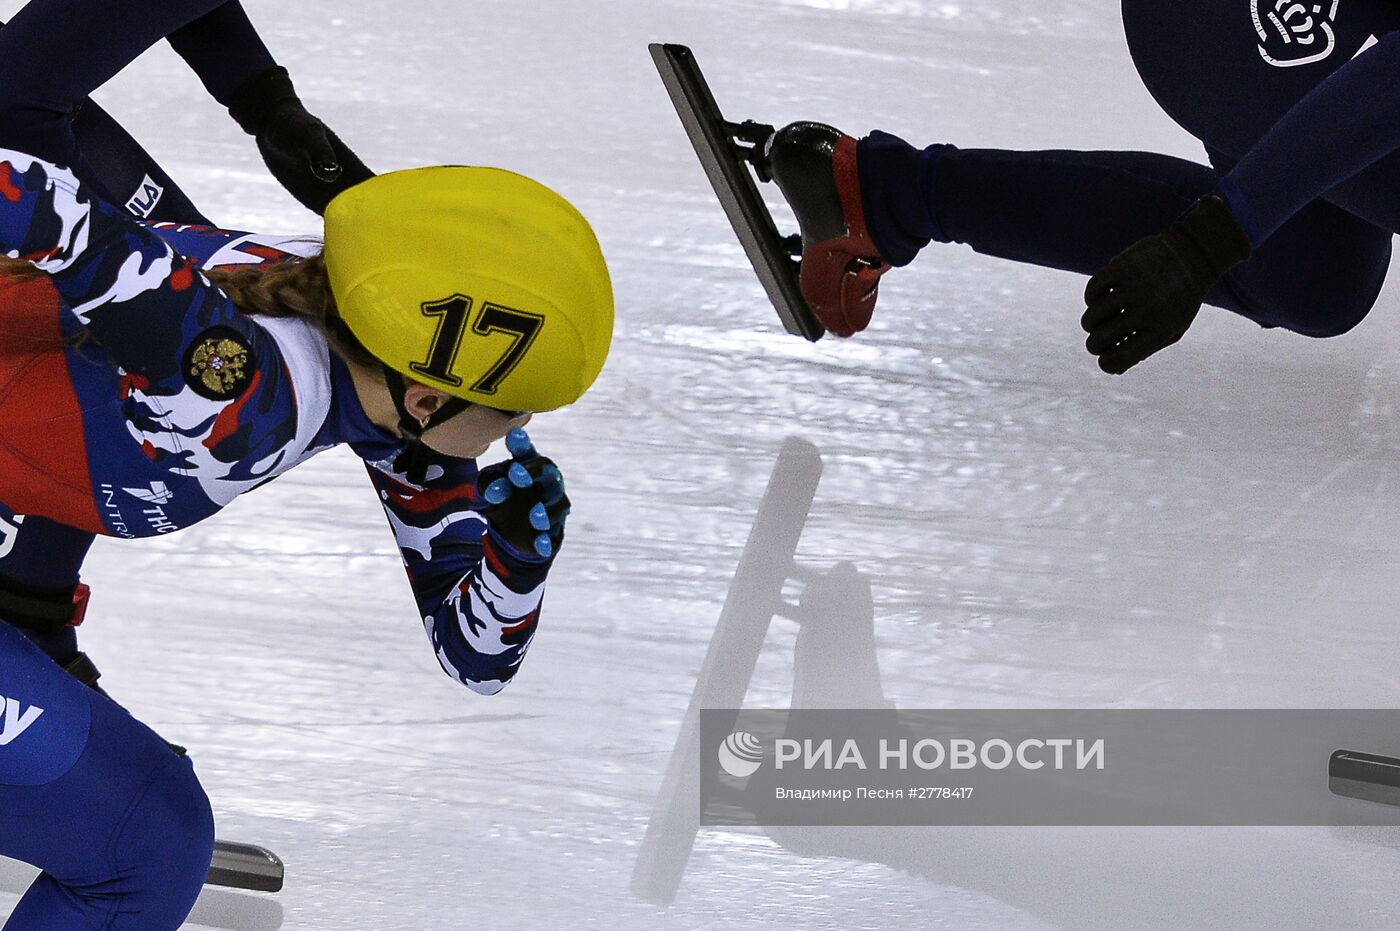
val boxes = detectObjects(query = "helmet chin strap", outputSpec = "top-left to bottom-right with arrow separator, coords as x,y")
382,364 -> 472,483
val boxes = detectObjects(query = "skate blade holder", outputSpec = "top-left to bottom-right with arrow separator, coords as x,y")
712,117 -> 801,259
650,43 -> 824,341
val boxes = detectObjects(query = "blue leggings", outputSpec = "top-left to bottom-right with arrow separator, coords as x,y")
859,0 -> 1400,338
0,623 -> 214,929
0,25 -> 217,927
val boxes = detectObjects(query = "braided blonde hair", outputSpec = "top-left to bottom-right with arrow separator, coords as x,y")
205,255 -> 378,368
0,256 -> 41,282
0,253 -> 375,370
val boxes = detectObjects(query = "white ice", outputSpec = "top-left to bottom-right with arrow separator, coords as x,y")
3,0 -> 1400,928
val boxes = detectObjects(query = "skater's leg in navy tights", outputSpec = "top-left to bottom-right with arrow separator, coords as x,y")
857,137 -> 1391,338
71,98 -> 212,225
0,17 -> 211,226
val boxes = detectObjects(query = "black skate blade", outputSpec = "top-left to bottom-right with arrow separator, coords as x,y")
1329,749 -> 1400,807
207,839 -> 284,893
649,43 -> 825,341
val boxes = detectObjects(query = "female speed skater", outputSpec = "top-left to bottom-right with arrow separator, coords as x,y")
764,1 -> 1400,374
0,0 -> 612,927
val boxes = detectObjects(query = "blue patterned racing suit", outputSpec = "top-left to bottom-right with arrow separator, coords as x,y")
0,148 -> 552,697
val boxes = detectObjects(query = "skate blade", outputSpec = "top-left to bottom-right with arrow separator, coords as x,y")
1329,749 -> 1400,807
207,839 -> 285,893
649,43 -> 825,341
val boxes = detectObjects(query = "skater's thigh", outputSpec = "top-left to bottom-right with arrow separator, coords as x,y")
0,18 -> 212,227
70,99 -> 212,226
0,620 -> 193,878
1206,147 -> 1393,335
1121,0 -> 1400,159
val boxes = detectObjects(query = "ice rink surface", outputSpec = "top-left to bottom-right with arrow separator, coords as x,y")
3,0 -> 1400,927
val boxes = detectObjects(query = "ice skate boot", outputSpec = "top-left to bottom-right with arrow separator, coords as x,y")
764,122 -> 889,338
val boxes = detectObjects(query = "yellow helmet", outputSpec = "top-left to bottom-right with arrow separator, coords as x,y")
323,166 -> 613,412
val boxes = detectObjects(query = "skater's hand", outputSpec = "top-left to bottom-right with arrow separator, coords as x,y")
257,104 -> 374,215
228,67 -> 375,216
477,429 -> 570,561
1082,196 -> 1251,375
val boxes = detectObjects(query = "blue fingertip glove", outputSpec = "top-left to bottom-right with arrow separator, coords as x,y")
477,429 -> 570,561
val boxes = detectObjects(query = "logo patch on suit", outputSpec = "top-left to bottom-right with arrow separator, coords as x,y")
122,481 -> 174,505
125,173 -> 165,219
184,327 -> 254,400
1251,0 -> 1341,68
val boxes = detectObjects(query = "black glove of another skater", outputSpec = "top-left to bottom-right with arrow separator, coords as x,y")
1081,195 -> 1252,375
228,66 -> 375,215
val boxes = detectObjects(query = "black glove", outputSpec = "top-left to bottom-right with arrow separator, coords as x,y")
1081,195 -> 1252,375
228,66 -> 375,215
477,429 -> 570,561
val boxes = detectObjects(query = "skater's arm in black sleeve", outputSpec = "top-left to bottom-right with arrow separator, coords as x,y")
1214,30 -> 1400,245
166,2 -> 279,106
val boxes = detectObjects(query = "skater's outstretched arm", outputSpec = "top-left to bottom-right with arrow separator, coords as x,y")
165,2 -> 278,106
170,2 -> 377,213
167,1 -> 378,213
1080,28 -> 1400,375
1080,31 -> 1400,374
365,455 -> 553,696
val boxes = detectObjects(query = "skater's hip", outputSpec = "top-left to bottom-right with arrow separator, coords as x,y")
1121,0 -> 1400,159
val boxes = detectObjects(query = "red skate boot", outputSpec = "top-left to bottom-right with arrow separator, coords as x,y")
764,122 -> 890,337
